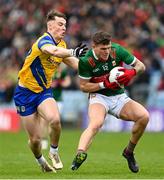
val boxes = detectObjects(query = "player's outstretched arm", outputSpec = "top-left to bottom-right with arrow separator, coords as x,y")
41,43 -> 88,58
63,56 -> 79,70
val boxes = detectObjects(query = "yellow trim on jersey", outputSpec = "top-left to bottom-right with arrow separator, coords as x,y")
18,32 -> 67,93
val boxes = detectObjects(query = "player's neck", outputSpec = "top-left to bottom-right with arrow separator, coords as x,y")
47,31 -> 61,44
53,36 -> 61,43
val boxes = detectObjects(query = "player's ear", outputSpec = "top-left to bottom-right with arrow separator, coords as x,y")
92,42 -> 96,48
47,21 -> 52,31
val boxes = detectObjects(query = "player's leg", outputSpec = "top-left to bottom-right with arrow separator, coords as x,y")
21,114 -> 55,172
14,86 -> 55,172
37,98 -> 63,170
71,103 -> 106,170
78,103 -> 106,151
40,117 -> 49,150
119,100 -> 149,173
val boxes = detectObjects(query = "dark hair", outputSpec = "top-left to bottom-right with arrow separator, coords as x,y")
46,10 -> 67,22
92,31 -> 111,45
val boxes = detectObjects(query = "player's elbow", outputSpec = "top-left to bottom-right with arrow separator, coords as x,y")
136,59 -> 146,73
140,63 -> 146,73
53,50 -> 65,58
143,64 -> 146,71
80,84 -> 88,93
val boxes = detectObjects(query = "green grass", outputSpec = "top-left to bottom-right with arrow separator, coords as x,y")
0,129 -> 164,179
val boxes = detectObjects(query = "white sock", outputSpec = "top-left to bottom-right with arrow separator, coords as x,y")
36,155 -> 46,165
50,146 -> 58,154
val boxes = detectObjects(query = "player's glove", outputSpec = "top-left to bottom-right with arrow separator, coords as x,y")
71,43 -> 88,58
117,68 -> 136,86
91,74 -> 119,90
103,76 -> 120,89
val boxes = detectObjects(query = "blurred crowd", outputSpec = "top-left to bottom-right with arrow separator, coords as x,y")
0,0 -> 164,106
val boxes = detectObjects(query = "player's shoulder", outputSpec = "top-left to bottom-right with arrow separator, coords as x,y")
35,32 -> 57,50
80,49 -> 96,67
37,32 -> 66,47
111,42 -> 122,49
37,32 -> 55,44
111,42 -> 127,55
37,32 -> 51,41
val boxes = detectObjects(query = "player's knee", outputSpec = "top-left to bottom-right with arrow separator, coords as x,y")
47,114 -> 60,124
142,111 -> 149,125
138,111 -> 149,127
49,116 -> 61,128
29,136 -> 41,147
89,123 -> 103,133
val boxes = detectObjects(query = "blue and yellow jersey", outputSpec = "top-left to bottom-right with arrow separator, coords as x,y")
18,32 -> 66,93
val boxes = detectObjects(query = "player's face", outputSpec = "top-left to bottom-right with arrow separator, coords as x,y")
48,16 -> 66,41
94,42 -> 112,61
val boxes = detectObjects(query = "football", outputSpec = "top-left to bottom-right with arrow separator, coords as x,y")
109,66 -> 124,88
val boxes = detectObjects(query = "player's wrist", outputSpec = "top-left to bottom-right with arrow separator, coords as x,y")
99,82 -> 105,89
69,49 -> 75,56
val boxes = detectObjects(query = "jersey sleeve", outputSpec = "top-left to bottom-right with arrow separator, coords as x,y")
37,36 -> 54,50
78,58 -> 92,79
117,45 -> 135,65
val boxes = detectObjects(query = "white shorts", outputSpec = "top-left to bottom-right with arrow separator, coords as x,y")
89,93 -> 131,118
57,101 -> 63,114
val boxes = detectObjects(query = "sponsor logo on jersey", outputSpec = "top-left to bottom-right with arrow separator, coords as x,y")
47,57 -> 60,66
93,68 -> 100,73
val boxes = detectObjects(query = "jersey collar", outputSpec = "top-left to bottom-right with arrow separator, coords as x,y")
46,32 -> 58,46
92,49 -> 109,62
92,49 -> 98,60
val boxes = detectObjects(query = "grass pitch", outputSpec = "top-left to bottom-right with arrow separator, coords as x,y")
0,129 -> 163,179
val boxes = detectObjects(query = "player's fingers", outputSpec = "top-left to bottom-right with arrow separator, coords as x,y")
77,42 -> 82,47
117,79 -> 124,84
79,53 -> 86,57
117,74 -> 126,80
111,82 -> 119,88
117,77 -> 126,84
80,44 -> 87,48
118,68 -> 125,72
83,47 -> 88,51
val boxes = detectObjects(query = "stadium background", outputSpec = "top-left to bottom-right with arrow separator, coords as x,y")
0,0 -> 164,179
0,0 -> 164,132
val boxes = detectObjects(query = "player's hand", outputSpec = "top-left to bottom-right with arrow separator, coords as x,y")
72,43 -> 88,58
117,68 -> 136,86
103,75 -> 119,90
